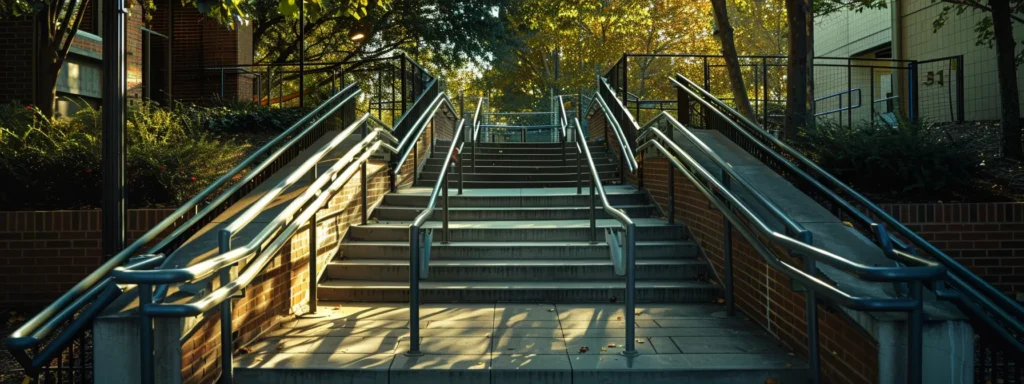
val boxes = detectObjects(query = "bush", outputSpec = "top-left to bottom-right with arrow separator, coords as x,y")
175,98 -> 305,136
0,101 -> 254,209
793,119 -> 978,202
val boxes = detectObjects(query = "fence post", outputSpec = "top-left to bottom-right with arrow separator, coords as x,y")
956,56 -> 965,123
908,61 -> 918,123
667,159 -> 674,224
361,162 -> 368,225
138,284 -> 154,384
762,58 -> 769,126
407,226 -> 421,355
217,232 -> 234,384
721,172 -> 733,316
908,281 -> 924,384
678,81 -> 690,124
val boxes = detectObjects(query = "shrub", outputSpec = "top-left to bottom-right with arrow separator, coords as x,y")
0,101 -> 252,209
175,99 -> 304,136
793,119 -> 978,202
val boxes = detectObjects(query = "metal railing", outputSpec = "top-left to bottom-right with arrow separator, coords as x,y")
569,114 -> 640,355
469,95 -> 488,172
813,88 -> 861,117
110,115 -> 398,384
4,83 -> 362,382
582,79 -> 638,183
406,116 -> 466,355
671,72 -> 1024,383
634,113 -> 946,384
389,79 -> 459,191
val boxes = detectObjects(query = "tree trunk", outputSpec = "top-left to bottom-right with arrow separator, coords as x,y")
33,10 -> 58,118
710,0 -> 755,120
784,0 -> 809,138
990,0 -> 1022,159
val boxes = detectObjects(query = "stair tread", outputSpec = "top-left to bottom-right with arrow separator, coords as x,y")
356,218 -> 680,229
340,240 -> 693,247
330,258 -> 706,267
319,280 -> 716,290
374,204 -> 656,211
395,186 -> 642,196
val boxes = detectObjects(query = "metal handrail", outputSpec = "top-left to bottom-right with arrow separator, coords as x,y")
597,77 -> 641,170
5,83 -> 361,371
569,117 -> 640,356
587,86 -> 638,173
407,118 -> 466,356
813,88 -> 862,117
392,91 -> 458,175
637,112 -> 807,238
113,119 -> 398,384
672,74 -> 1024,344
636,116 -> 945,384
468,96 -> 487,171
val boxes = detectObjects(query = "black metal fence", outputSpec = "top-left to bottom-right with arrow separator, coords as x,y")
604,53 -> 965,129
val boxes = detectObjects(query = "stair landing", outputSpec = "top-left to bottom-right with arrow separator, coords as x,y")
234,302 -> 807,384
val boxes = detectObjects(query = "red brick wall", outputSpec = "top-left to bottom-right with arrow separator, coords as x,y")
397,119 -> 435,188
875,202 -> 1024,298
178,163 -> 391,384
163,5 -> 254,103
0,18 -> 35,105
0,209 -> 182,306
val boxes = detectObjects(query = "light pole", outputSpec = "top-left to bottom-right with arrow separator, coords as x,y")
102,0 -> 127,258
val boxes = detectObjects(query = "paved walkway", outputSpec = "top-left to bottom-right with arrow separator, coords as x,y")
234,302 -> 807,383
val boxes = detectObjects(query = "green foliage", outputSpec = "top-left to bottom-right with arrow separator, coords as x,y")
175,99 -> 305,135
0,101 -> 274,209
793,120 -> 978,201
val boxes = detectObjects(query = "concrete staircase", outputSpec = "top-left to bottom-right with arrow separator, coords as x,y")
416,142 -> 619,188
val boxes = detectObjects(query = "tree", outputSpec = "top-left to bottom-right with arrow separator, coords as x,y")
784,0 -> 809,137
2,0 -> 89,117
711,0 -> 755,120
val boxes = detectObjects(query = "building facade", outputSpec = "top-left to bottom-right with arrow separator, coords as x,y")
813,0 -> 1024,123
0,1 -> 254,117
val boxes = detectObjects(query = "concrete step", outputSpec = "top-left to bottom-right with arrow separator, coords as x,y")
425,157 -> 615,167
372,205 -> 658,221
316,280 -> 719,303
437,144 -> 604,155
439,152 -> 615,161
326,258 -> 710,281
346,219 -> 685,242
337,240 -> 698,260
381,191 -> 649,208
421,163 -> 618,174
412,180 -> 622,188
417,171 -> 618,183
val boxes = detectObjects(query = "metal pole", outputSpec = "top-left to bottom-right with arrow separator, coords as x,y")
621,54 -> 628,105
667,161 -> 675,224
722,173 -> 734,316
220,68 -> 225,98
762,58 -> 769,126
407,227 -> 421,355
101,0 -> 127,258
908,281 -> 924,384
309,205 -> 318,313
870,67 -> 875,123
298,0 -> 305,109
361,162 -> 368,224
589,182 -> 597,243
442,172 -> 449,243
908,61 -> 918,123
623,225 -> 637,357
218,232 -> 233,384
458,149 -> 464,195
956,56 -> 965,123
847,59 -> 853,128
804,244 -> 820,384
576,148 -> 582,194
138,284 -> 154,384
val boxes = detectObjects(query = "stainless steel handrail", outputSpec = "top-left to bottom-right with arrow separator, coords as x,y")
407,118 -> 466,356
392,91 -> 458,175
570,117 -> 640,356
113,118 -> 398,384
597,78 -> 640,172
672,74 -> 1024,335
637,111 -> 808,238
469,96 -> 486,171
5,83 -> 361,369
637,115 -> 945,384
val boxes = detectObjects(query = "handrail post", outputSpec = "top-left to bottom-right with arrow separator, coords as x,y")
667,160 -> 675,224
908,281 -> 923,384
442,171 -> 450,243
138,283 -> 155,384
576,148 -> 582,195
407,226 -> 422,356
217,231 -> 233,384
622,224 -> 638,357
803,237 -> 820,384
309,204 -> 319,314
458,148 -> 464,195
722,174 -> 734,316
361,162 -> 368,225
589,182 -> 597,243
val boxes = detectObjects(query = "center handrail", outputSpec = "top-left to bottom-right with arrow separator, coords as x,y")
5,83 -> 362,370
582,81 -> 638,172
392,88 -> 458,176
407,117 -> 466,356
468,95 -> 486,171
570,116 -> 640,356
671,74 -> 1024,349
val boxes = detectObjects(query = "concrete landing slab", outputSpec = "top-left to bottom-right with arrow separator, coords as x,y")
238,302 -> 807,383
